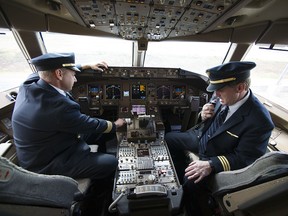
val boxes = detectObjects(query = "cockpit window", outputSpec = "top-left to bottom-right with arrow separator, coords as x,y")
1,29 -> 287,111
41,32 -> 133,66
244,44 -> 288,110
0,28 -> 31,92
41,32 -> 230,75
145,41 -> 231,74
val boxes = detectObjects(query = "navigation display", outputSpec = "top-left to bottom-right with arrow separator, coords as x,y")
157,85 -> 170,99
132,84 -> 146,99
106,84 -> 121,99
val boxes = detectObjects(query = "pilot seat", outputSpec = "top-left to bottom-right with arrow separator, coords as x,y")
0,156 -> 91,216
185,151 -> 288,216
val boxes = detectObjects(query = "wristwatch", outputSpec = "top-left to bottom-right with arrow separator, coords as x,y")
208,160 -> 215,173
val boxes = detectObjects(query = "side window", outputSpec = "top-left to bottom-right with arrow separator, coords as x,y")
244,44 -> 288,110
0,28 -> 31,92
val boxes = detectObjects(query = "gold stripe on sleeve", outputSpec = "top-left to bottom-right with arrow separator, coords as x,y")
222,156 -> 231,171
218,156 -> 231,171
218,156 -> 227,171
103,121 -> 113,133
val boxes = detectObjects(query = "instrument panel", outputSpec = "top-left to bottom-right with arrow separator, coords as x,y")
73,67 -> 209,118
83,83 -> 194,101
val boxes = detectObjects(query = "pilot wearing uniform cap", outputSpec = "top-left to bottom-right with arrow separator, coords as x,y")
206,61 -> 256,92
12,53 -> 126,190
165,61 -> 274,215
30,52 -> 81,72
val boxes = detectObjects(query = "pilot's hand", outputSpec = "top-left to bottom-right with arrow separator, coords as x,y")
201,103 -> 215,121
91,61 -> 108,71
81,61 -> 109,72
114,118 -> 127,128
184,160 -> 212,183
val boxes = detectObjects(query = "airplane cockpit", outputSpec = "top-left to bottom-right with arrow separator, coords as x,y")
1,0 -> 288,215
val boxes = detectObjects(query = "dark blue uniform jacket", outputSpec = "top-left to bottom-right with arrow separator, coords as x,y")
12,73 -> 116,173
197,92 -> 274,173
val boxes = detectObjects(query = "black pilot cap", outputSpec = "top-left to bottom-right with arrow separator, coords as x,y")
31,52 -> 80,72
206,61 -> 256,92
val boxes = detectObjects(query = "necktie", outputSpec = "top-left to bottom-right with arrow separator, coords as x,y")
199,105 -> 229,153
65,92 -> 74,100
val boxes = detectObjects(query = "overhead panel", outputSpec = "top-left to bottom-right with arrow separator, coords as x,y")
115,1 -> 150,40
61,0 -> 250,41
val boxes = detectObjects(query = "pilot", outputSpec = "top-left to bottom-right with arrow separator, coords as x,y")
12,52 -> 126,214
165,61 -> 274,215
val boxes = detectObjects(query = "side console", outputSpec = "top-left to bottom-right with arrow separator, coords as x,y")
110,116 -> 183,216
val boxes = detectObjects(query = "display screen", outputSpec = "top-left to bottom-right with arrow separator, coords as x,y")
157,85 -> 170,99
172,85 -> 185,99
88,85 -> 102,99
137,149 -> 150,157
123,90 -> 129,97
105,84 -> 121,99
131,104 -> 146,115
132,84 -> 146,99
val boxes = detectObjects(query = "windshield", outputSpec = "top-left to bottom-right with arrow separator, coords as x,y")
42,33 -> 133,66
145,41 -> 230,74
43,32 -> 230,74
1,30 -> 287,111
